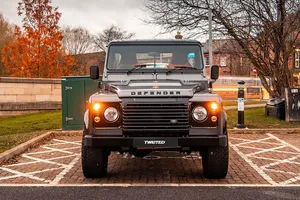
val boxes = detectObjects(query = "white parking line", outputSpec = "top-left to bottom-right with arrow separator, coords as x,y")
0,139 -> 81,184
267,134 -> 300,152
280,175 -> 300,185
230,134 -> 300,185
0,167 -> 64,181
246,145 -> 285,156
52,139 -> 81,145
235,137 -> 281,146
237,145 -> 300,155
42,146 -> 80,155
230,143 -> 277,185
0,167 -> 51,182
260,155 -> 300,169
6,154 -> 80,167
26,146 -> 80,155
50,156 -> 80,185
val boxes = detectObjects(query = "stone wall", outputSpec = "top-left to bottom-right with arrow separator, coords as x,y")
0,77 -> 62,116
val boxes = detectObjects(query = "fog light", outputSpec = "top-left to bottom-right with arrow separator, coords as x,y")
94,116 -> 100,123
211,116 -> 217,122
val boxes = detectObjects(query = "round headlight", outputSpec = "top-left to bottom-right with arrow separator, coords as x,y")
104,107 -> 119,122
192,106 -> 208,121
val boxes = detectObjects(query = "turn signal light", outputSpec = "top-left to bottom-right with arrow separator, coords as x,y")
211,102 -> 219,110
211,116 -> 218,122
93,103 -> 101,111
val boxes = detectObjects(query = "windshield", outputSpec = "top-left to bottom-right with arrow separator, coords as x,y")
107,44 -> 204,71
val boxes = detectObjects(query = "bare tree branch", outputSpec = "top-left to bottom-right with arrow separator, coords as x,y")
93,25 -> 135,52
0,12 -> 15,76
144,0 -> 300,97
62,26 -> 94,55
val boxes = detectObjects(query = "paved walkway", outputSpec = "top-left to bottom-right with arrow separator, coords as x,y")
0,133 -> 299,185
224,104 -> 265,110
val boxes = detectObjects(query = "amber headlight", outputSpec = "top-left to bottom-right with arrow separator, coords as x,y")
104,107 -> 119,122
192,106 -> 208,121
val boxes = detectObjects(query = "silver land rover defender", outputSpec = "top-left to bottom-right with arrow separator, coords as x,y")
82,39 -> 228,179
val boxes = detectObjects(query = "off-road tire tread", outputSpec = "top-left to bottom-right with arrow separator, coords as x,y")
202,144 -> 229,179
81,128 -> 108,178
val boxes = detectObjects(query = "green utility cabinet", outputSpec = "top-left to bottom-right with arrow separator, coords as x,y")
61,76 -> 102,130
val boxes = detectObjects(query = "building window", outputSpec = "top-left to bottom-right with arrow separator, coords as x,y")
295,52 -> 300,69
220,56 -> 226,67
240,57 -> 247,66
205,56 -> 209,66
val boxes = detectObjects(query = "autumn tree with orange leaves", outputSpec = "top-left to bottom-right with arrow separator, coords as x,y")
1,0 -> 74,78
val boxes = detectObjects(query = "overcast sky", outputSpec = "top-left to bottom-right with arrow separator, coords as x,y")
0,0 -> 207,41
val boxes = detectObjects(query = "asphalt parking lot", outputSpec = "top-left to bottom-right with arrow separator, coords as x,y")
0,133 -> 300,185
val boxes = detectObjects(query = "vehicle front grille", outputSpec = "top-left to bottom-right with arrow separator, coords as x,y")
122,99 -> 189,136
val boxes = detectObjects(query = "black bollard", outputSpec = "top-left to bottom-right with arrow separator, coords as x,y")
236,80 -> 246,128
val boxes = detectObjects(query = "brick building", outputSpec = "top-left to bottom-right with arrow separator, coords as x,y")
292,46 -> 300,87
203,39 -> 254,77
203,37 -> 300,87
71,52 -> 105,76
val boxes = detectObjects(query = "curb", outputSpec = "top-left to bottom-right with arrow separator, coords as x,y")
228,128 -> 300,134
0,131 -> 55,165
54,130 -> 82,136
1,183 -> 300,187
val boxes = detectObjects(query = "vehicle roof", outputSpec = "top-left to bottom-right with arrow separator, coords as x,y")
108,39 -> 203,46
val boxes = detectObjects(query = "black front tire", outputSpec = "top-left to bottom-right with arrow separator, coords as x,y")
201,143 -> 229,179
81,135 -> 108,178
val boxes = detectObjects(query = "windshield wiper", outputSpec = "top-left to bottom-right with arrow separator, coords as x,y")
126,64 -> 147,75
166,66 -> 197,75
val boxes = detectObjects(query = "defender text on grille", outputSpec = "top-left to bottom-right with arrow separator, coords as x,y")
131,91 -> 181,96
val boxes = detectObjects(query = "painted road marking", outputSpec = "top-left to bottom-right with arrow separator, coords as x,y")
230,133 -> 300,185
230,144 -> 277,185
50,156 -> 80,185
0,140 -> 81,183
0,134 -> 300,185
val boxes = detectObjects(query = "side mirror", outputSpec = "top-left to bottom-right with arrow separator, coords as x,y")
210,65 -> 219,80
90,66 -> 99,80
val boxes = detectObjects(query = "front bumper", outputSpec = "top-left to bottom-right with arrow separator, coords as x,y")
83,135 -> 228,148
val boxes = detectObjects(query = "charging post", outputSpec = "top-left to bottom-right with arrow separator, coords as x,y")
236,81 -> 246,128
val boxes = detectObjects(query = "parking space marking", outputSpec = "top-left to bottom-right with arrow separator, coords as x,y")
53,139 -> 81,145
230,143 -> 277,185
267,134 -> 300,152
50,156 -> 80,185
0,140 -> 81,184
246,145 -> 285,156
1,134 -> 300,185
0,167 -> 53,182
281,175 -> 300,185
233,137 -> 282,146
236,146 -> 300,155
230,134 -> 300,185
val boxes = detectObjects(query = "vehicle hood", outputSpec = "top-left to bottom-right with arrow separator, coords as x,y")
106,80 -> 207,98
